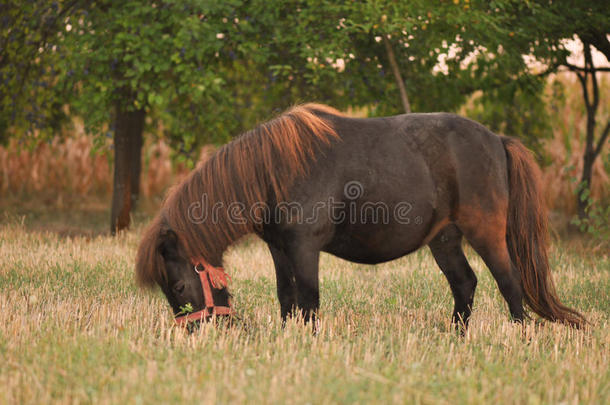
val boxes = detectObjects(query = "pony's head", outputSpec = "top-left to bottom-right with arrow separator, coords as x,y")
135,217 -> 233,324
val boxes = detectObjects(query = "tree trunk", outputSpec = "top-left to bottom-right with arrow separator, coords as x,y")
575,41 -> 600,221
128,115 -> 144,209
577,103 -> 596,219
578,146 -> 594,220
110,103 -> 145,235
382,35 -> 411,114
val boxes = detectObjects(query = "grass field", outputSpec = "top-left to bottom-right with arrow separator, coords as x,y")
0,216 -> 608,405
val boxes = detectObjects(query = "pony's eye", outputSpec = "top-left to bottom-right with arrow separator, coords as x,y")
172,280 -> 186,295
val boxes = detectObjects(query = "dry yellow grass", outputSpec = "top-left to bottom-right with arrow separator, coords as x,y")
0,220 -> 608,404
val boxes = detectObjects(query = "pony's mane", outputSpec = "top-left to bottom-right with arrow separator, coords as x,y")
136,103 -> 343,287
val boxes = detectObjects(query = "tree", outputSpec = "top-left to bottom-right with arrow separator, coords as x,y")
497,0 -> 610,220
234,1 -> 457,115
2,0 -> 275,233
58,1 -> 249,233
568,42 -> 609,220
1,0 -> 296,233
237,1 -> 552,138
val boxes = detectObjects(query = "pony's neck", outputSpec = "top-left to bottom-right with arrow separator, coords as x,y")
165,103 -> 339,268
193,176 -> 262,267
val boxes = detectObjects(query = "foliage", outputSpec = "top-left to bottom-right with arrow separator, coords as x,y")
571,181 -> 610,244
465,76 -> 552,156
1,1 -> 275,155
177,302 -> 194,315
0,0 -> 78,143
59,1 -> 245,150
242,0 -> 509,114
233,0 -> 587,151
4,1 -> 607,146
2,0 -> 608,170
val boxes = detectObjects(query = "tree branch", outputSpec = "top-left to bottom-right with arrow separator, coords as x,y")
594,120 -> 610,159
574,69 -> 589,108
564,63 -> 610,73
578,30 -> 610,62
382,35 -> 411,114
584,42 -> 600,112
535,61 -> 561,77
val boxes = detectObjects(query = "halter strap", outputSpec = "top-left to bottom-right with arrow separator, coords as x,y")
174,257 -> 235,326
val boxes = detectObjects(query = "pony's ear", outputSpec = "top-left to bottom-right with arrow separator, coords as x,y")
159,229 -> 179,259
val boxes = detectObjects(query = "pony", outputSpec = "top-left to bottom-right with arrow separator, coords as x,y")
136,103 -> 584,329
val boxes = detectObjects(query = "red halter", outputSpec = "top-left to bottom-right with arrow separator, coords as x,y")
174,257 -> 235,326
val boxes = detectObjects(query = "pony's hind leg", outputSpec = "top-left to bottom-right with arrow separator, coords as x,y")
428,225 -> 477,329
457,213 -> 525,323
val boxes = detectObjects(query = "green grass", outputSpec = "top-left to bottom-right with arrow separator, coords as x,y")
0,220 -> 608,404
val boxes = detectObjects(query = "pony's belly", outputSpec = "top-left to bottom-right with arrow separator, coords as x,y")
322,224 -> 430,264
323,244 -> 418,264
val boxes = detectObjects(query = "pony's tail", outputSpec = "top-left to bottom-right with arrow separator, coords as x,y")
502,137 -> 585,328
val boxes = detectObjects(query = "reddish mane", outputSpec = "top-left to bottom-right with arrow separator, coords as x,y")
135,103 -> 342,287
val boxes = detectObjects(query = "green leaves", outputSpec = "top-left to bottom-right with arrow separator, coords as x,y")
177,303 -> 195,316
571,181 -> 610,242
50,0 -> 246,150
0,0 -> 78,141
3,0 -> 608,163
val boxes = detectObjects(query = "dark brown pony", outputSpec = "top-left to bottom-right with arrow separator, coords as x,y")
136,103 -> 584,329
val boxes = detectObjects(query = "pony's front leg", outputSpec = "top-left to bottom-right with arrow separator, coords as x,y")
286,244 -> 321,325
268,244 -> 297,322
